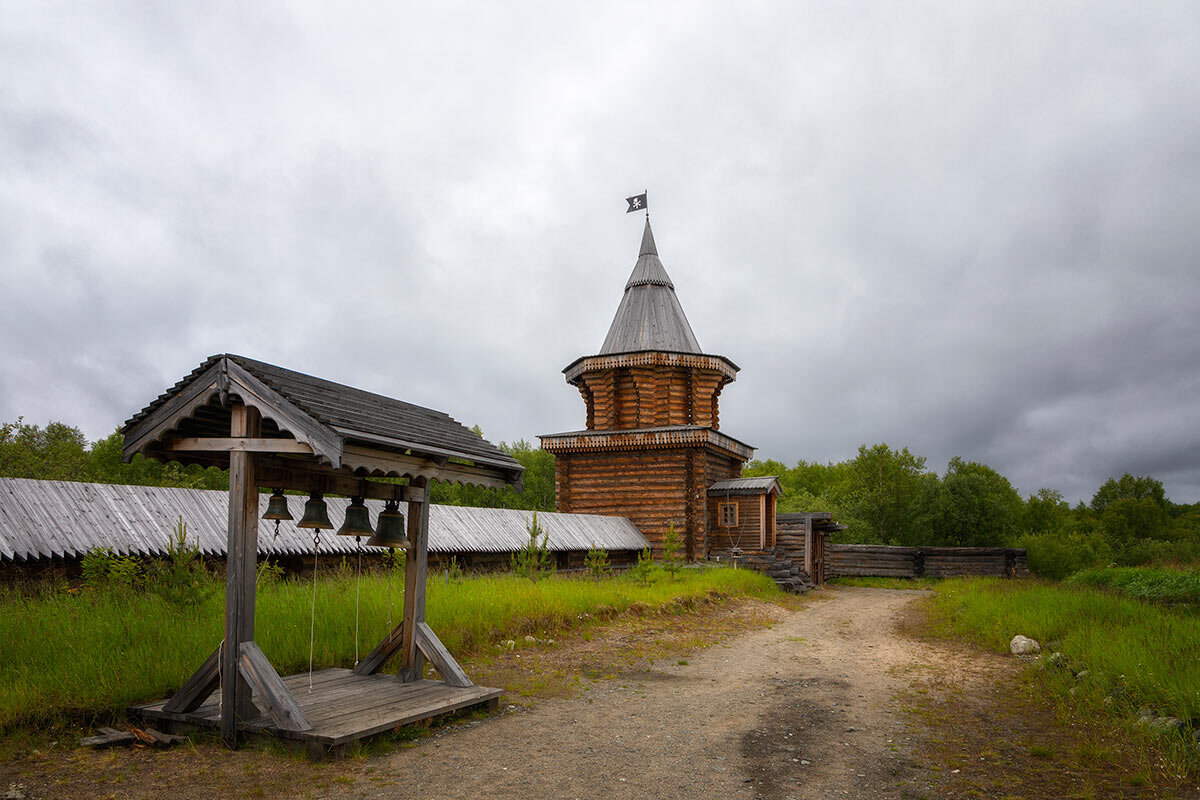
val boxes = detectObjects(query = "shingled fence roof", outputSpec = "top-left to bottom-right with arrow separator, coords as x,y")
0,478 -> 648,561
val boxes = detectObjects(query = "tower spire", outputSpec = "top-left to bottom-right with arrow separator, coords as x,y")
599,219 -> 701,354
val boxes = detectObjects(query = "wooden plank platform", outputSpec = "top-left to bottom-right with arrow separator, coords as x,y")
133,668 -> 502,753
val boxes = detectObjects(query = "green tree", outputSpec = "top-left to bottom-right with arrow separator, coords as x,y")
660,523 -> 683,579
926,457 -> 1024,546
1022,488 -> 1072,536
1091,474 -> 1167,514
840,443 -> 929,545
511,511 -> 553,581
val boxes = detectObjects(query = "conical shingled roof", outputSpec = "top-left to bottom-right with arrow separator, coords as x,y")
599,220 -> 702,354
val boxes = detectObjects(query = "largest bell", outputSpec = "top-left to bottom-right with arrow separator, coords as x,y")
337,496 -> 374,537
296,491 -> 334,530
366,500 -> 407,547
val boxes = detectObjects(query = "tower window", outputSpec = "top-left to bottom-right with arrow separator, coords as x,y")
718,502 -> 738,527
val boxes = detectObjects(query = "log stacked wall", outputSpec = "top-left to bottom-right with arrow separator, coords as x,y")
706,494 -> 763,553
576,365 -> 730,431
555,449 -> 692,555
826,544 -> 1029,579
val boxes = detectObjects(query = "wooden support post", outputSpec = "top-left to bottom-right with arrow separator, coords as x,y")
415,621 -> 473,688
398,477 -> 430,682
353,621 -> 406,676
238,642 -> 312,732
221,404 -> 261,745
162,645 -> 220,713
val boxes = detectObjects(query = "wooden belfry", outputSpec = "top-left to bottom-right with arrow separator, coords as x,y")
123,354 -> 522,752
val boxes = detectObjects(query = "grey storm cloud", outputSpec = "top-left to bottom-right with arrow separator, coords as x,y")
2,1 -> 1198,504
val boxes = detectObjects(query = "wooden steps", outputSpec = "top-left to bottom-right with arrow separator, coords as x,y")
712,547 -> 814,593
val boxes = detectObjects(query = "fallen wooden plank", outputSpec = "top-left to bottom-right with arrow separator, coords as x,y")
80,730 -> 135,749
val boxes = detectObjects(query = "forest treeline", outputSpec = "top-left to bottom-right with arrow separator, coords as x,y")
5,418 -> 1197,576
744,443 -> 1200,577
0,417 -> 553,511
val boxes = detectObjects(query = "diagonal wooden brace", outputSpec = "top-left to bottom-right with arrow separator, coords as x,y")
415,622 -> 473,688
163,646 -> 221,713
353,621 -> 406,676
237,642 -> 312,732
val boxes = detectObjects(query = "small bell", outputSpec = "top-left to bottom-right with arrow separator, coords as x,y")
296,491 -> 334,530
337,496 -> 374,537
262,489 -> 293,521
366,500 -> 407,547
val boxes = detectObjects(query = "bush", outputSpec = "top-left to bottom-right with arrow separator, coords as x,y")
1012,532 -> 1112,579
1067,566 -> 1200,605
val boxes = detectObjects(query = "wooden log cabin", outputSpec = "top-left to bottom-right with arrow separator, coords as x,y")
540,220 -> 759,559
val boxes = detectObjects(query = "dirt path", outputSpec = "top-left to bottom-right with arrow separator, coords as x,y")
326,587 -> 966,800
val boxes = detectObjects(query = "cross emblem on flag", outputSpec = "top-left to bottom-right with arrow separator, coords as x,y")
625,193 -> 648,213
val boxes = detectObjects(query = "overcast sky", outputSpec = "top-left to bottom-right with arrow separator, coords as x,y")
3,2 -> 1198,504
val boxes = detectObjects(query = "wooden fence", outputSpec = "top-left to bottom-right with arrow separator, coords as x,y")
826,544 -> 1029,579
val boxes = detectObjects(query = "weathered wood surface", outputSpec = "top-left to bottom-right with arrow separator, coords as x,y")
80,728 -> 136,748
353,621 -> 406,675
826,544 -> 1029,579
164,437 -> 316,454
135,669 -> 502,750
399,478 -> 430,683
415,622 -> 473,688
162,645 -> 220,713
222,403 -> 260,742
238,642 -> 312,732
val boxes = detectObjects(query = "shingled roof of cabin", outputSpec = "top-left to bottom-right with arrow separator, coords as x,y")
121,354 -> 522,476
599,220 -> 702,355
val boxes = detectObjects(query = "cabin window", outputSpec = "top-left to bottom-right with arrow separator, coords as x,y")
718,501 -> 738,527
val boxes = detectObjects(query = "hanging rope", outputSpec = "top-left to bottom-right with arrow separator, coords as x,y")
354,536 -> 362,668
308,529 -> 321,692
387,550 -> 394,629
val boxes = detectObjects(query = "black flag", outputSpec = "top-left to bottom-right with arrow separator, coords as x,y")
625,193 -> 648,213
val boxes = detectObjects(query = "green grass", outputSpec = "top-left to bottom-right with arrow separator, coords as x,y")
827,576 -> 940,590
0,566 -> 778,732
925,577 -> 1200,726
1066,566 -> 1200,605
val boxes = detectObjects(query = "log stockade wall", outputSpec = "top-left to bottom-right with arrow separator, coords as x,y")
826,544 -> 1030,579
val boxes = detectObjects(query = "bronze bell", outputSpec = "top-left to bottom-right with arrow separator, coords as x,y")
296,491 -> 334,530
366,500 -> 407,547
262,489 -> 293,521
337,496 -> 374,537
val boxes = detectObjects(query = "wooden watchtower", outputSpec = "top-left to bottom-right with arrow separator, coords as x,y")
540,221 -> 755,558
123,354 -> 523,755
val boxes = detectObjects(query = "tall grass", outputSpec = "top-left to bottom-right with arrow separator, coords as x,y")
0,566 -> 777,731
926,577 -> 1200,724
1066,566 -> 1200,605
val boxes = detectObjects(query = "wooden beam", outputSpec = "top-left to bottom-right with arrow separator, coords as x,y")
255,462 -> 426,503
221,404 -> 260,746
162,646 -> 220,713
398,477 -> 430,682
237,642 -> 312,732
415,622 -> 473,688
164,437 -> 316,454
353,621 -> 406,675
341,445 -> 516,490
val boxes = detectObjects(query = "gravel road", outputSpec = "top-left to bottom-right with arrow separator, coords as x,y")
328,587 -> 955,800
